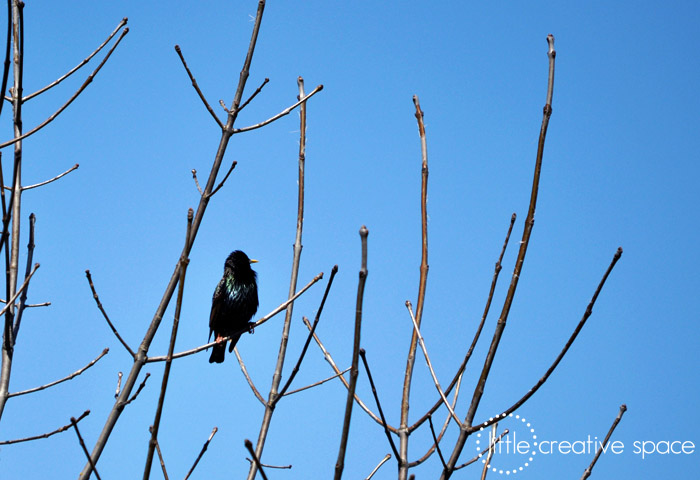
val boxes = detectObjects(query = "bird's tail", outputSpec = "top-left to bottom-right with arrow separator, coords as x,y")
228,333 -> 243,353
209,343 -> 226,363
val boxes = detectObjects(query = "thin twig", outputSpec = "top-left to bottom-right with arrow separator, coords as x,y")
191,169 -> 203,195
245,439 -> 269,480
245,459 -> 293,470
303,317 -> 392,432
145,272 -> 323,363
276,264 -> 338,402
359,349 -> 400,462
115,371 -> 123,398
473,247 -> 623,432
144,209 -> 192,480
0,410 -> 89,445
0,262 -> 38,318
334,225 -> 368,480
580,404 -> 627,480
282,367 -> 351,397
409,213 -> 516,433
238,77 -> 269,112
12,212 -> 35,342
8,348 -> 109,397
441,35 -> 557,480
480,423 -> 498,480
208,160 -> 237,197
234,346 -> 265,404
174,45 -> 223,129
233,84 -> 323,133
364,454 -> 391,480
21,18 -> 127,102
454,429 -> 509,470
184,427 -> 218,480
0,27 -> 129,150
122,372 -> 150,407
71,415 -> 103,480
85,269 -> 135,357
406,301 -> 461,427
21,163 -> 79,191
148,426 -> 170,480
428,415 -> 447,470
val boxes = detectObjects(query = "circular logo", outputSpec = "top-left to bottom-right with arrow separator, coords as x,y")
475,412 -> 537,475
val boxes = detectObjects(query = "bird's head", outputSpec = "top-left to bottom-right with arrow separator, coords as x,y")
225,250 -> 258,273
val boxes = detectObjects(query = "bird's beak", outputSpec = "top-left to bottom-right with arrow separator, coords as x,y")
249,259 -> 259,264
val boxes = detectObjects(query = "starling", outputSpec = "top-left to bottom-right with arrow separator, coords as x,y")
208,250 -> 259,364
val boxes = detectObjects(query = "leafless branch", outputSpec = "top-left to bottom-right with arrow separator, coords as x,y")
428,415 -> 447,470
480,423 -> 498,480
114,371 -> 122,398
122,372 -> 150,407
282,366 -> 351,397
12,212 -> 35,341
474,247 -> 623,432
0,262 -> 38,319
234,347 -> 265,404
406,301 -> 461,427
21,18 -> 128,102
0,27 -> 129,150
454,429 -> 509,470
581,404 -> 627,480
174,44 -> 223,129
334,225 -> 369,480
0,409 -> 89,445
21,163 -> 79,190
364,454 -> 391,480
184,427 -> 218,480
276,264 -> 338,402
359,348 -> 400,462
208,160 -> 237,197
233,84 -> 323,133
145,272 -> 323,363
238,77 -> 269,112
441,35 -> 557,480
85,269 -> 135,357
144,209 -> 193,480
191,169 -> 203,195
303,316 -> 392,432
245,458 -> 292,470
148,426 -> 170,480
8,348 -> 108,398
410,213 -> 516,433
245,439 -> 269,480
71,415 -> 103,480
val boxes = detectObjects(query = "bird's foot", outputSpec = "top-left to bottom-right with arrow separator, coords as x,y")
247,322 -> 255,334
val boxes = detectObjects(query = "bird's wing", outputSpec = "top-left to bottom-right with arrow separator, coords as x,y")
209,280 -> 226,339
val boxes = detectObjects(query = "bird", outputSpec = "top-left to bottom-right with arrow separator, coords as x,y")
208,250 -> 259,363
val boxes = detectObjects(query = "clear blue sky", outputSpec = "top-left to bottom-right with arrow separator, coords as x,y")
1,1 -> 698,478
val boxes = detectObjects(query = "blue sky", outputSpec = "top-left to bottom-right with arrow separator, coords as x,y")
1,1 -> 698,478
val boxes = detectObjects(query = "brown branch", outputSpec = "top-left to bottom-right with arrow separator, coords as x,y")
334,225 -> 368,480
233,84 -> 323,133
399,94 -> 430,478
303,317 -> 393,432
0,262 -> 38,319
145,272 -> 323,363
238,77 -> 269,112
473,247 -> 623,432
191,169 -> 203,195
0,409 -> 89,445
22,18 -> 128,102
208,160 -> 237,197
20,163 -> 79,191
184,427 -> 218,480
409,213 -> 516,433
359,349 -> 400,462
580,404 -> 627,480
114,371 -> 122,398
122,372 -> 150,407
0,27 -> 129,150
282,366 -> 351,397
441,35 -> 557,480
480,423 -> 498,480
365,454 -> 391,480
276,264 -> 338,402
174,45 -> 223,129
71,415 -> 103,480
148,426 -> 170,480
12,212 -> 35,342
8,348 -> 109,398
144,209 -> 193,480
85,269 -> 135,357
428,415 -> 447,470
454,429 -> 509,470
234,347 -> 265,404
245,439 -> 269,480
405,301 -> 461,427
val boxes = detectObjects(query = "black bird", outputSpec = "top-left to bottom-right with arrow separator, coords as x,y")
208,250 -> 259,363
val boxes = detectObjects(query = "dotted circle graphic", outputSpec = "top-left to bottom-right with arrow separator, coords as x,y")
475,413 -> 537,475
